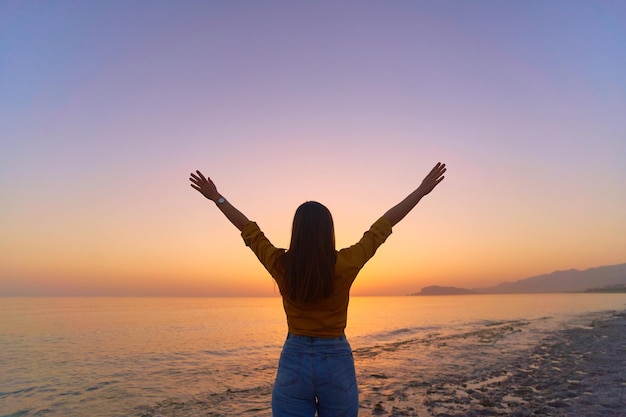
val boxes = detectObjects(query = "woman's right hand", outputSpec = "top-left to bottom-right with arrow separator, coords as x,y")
416,162 -> 446,197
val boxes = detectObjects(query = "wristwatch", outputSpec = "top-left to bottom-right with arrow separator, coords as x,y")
216,197 -> 226,205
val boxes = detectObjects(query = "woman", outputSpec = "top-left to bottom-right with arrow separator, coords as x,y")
189,162 -> 446,417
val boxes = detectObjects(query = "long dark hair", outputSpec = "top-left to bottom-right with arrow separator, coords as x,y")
281,201 -> 336,303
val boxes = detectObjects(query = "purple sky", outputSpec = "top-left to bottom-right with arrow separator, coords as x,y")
1,1 -> 625,296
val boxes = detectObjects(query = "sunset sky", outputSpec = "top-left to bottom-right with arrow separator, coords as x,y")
1,1 -> 625,296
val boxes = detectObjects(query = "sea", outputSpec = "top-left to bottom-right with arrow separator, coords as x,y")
2,294 -> 626,417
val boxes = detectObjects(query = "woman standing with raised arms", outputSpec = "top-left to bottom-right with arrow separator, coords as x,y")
189,162 -> 446,417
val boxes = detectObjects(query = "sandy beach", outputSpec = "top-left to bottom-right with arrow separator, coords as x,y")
358,310 -> 626,417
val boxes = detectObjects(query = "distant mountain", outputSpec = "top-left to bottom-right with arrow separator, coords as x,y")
474,263 -> 626,294
413,286 -> 479,296
411,263 -> 626,296
585,283 -> 626,293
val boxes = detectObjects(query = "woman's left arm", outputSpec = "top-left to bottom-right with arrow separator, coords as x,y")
189,170 -> 250,231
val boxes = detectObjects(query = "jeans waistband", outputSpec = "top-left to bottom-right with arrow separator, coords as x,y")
286,332 -> 346,343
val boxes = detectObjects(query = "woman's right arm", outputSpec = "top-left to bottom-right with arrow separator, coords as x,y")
382,162 -> 446,227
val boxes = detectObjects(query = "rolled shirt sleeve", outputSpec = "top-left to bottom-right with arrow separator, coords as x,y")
336,216 -> 393,282
241,221 -> 286,283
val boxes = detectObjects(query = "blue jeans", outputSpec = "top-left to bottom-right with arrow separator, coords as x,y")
272,333 -> 358,417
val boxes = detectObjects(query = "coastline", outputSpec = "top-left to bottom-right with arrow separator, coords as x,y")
358,310 -> 626,417
4,297 -> 625,417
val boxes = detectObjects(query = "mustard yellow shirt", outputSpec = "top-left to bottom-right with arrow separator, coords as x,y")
241,217 -> 392,337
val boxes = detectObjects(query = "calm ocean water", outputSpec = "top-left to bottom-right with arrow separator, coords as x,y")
2,294 -> 626,417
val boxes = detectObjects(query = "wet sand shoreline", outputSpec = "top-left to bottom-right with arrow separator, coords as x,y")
359,310 -> 626,416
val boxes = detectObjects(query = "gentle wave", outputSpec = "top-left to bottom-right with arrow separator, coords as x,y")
357,324 -> 443,343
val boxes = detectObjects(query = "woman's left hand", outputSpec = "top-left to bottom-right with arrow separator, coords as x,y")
190,170 -> 220,201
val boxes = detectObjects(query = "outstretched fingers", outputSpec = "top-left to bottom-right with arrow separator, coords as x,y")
418,162 -> 446,195
189,171 -> 207,194
195,170 -> 207,181
428,162 -> 446,182
190,170 -> 205,183
189,171 -> 209,186
189,170 -> 220,201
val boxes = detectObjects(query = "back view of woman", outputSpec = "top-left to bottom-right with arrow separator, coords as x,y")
190,163 -> 446,417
